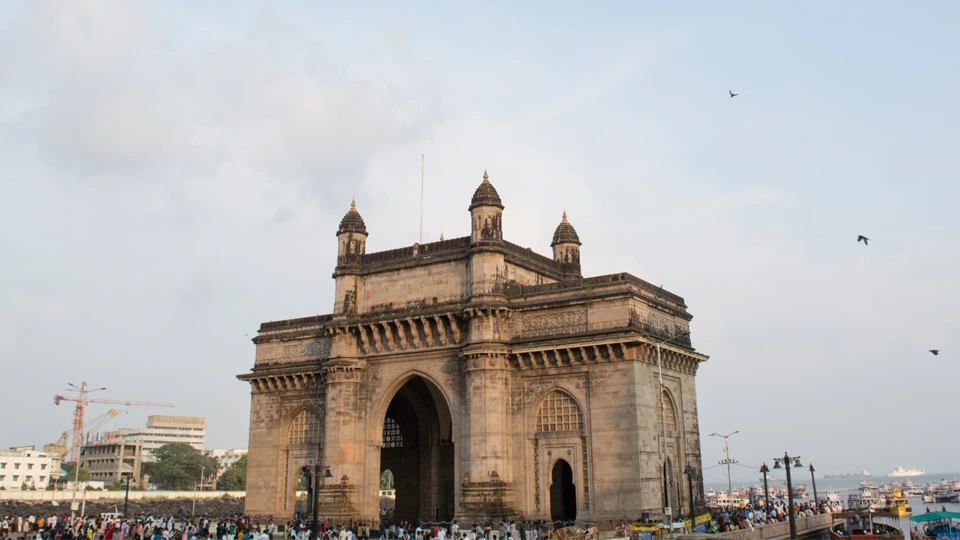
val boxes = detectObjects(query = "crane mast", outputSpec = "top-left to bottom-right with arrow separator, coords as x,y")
54,381 -> 173,463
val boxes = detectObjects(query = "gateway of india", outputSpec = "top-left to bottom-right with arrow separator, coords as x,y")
239,171 -> 709,523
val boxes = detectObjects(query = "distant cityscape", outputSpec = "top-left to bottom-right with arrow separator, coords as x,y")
0,415 -> 246,491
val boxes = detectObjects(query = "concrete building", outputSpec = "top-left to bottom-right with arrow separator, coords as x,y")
113,416 -> 206,461
79,438 -> 143,486
238,171 -> 709,523
206,448 -> 248,473
0,446 -> 55,490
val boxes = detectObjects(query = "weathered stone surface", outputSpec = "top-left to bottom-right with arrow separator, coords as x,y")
238,171 -> 709,523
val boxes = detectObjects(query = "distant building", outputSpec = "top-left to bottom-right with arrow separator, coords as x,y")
0,446 -> 55,490
205,448 -> 247,473
78,438 -> 143,486
113,415 -> 206,461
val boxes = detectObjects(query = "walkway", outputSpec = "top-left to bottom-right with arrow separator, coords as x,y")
679,513 -> 835,540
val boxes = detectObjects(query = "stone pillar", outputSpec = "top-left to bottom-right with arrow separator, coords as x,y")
317,328 -> 366,521
457,344 -> 517,522
244,388 -> 283,517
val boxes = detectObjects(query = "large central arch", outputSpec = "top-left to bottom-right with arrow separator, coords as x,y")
378,375 -> 455,523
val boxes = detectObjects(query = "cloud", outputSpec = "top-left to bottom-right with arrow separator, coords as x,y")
2,3 -> 444,202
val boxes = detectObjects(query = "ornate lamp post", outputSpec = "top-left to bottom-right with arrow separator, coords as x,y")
759,463 -> 771,515
773,452 -> 804,540
653,330 -> 691,524
311,465 -> 332,539
809,464 -> 819,511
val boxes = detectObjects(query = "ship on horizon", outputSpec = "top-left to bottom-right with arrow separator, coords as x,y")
888,466 -> 925,477
824,469 -> 872,479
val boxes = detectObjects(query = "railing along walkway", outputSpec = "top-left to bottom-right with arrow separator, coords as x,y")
679,513 -> 834,540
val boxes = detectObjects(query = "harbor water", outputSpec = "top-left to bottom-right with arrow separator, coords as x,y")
704,472 -> 960,534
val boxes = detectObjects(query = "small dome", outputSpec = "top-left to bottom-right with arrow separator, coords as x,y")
337,199 -> 368,235
551,211 -> 581,246
468,170 -> 504,211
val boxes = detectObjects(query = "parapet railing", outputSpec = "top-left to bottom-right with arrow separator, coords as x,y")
679,513 -> 834,540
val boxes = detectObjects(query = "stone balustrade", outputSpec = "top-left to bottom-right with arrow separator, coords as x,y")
679,513 -> 834,540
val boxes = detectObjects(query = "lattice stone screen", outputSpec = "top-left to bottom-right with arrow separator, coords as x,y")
661,391 -> 677,431
382,417 -> 403,448
536,391 -> 584,432
288,409 -> 322,444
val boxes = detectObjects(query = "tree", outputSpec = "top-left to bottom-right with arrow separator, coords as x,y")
62,462 -> 91,483
216,455 -> 247,491
149,443 -> 217,491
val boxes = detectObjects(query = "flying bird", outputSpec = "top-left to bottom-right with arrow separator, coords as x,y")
930,350 -> 940,356
857,235 -> 869,246
729,90 -> 738,98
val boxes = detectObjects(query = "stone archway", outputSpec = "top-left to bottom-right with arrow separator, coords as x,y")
550,459 -> 576,522
378,376 -> 455,523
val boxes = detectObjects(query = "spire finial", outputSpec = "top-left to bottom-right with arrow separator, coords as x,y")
350,198 -> 356,210
562,210 -> 567,220
483,170 -> 489,182
440,231 -> 445,241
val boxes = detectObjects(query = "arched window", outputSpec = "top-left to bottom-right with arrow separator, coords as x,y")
660,391 -> 677,432
288,409 -> 322,445
382,417 -> 403,448
536,390 -> 584,433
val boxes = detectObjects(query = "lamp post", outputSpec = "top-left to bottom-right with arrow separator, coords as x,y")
192,466 -> 205,516
653,330 -> 691,524
123,476 -> 131,517
759,463 -> 771,515
312,466 -> 332,539
773,452 -> 804,540
708,431 -> 739,508
809,464 -> 818,512
684,465 -> 697,519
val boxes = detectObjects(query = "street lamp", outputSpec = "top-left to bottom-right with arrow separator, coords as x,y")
809,464 -> 819,512
311,466 -> 332,539
683,465 -> 698,519
759,463 -> 771,516
773,452 -> 804,540
708,431 -> 739,508
653,330 -> 691,524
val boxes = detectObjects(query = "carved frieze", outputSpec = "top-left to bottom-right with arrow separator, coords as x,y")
520,310 -> 587,338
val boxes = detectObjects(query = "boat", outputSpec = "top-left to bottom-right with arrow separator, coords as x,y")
890,467 -> 926,478
819,490 -> 845,512
793,484 -> 809,499
849,486 -> 885,511
832,511 -> 904,540
910,511 -> 960,540
826,470 -> 873,479
885,488 -> 912,517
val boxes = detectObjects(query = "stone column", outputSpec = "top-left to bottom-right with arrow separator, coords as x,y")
317,327 -> 366,521
457,343 -> 517,522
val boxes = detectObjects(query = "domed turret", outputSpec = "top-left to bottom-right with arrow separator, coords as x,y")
469,170 -> 504,211
551,211 -> 581,276
337,199 -> 367,236
337,199 -> 368,263
469,171 -> 504,243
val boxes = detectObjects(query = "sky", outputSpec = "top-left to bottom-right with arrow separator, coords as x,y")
1,1 -> 958,478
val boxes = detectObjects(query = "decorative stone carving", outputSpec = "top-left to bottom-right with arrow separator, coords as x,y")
521,310 -> 587,338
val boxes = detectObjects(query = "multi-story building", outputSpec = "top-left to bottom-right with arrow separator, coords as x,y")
205,448 -> 248,473
113,416 -> 206,461
0,446 -> 55,490
78,438 -> 143,486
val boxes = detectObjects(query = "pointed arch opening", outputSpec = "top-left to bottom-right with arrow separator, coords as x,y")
378,376 -> 454,523
660,390 -> 677,432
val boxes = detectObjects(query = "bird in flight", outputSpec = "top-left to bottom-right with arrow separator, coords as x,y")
930,350 -> 940,356
857,235 -> 869,246
729,90 -> 738,98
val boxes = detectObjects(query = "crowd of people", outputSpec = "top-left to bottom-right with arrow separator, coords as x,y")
0,514 -> 274,540
705,501 -> 828,533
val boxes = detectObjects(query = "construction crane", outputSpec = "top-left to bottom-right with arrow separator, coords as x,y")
83,409 -> 128,443
54,381 -> 173,463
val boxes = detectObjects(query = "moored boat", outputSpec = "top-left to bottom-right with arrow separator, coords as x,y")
832,511 -> 904,540
885,488 -> 912,517
910,511 -> 960,540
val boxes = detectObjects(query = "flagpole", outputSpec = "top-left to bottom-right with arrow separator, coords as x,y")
420,154 -> 424,244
